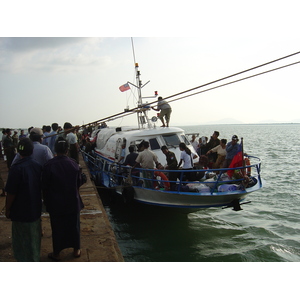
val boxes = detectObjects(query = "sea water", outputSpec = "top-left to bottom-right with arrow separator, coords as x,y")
100,123 -> 300,261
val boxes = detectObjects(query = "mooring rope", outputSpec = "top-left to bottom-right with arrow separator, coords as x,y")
163,50 -> 300,101
42,50 -> 300,135
166,60 -> 300,105
80,51 -> 300,128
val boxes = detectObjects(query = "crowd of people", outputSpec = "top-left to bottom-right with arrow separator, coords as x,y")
0,123 -> 86,262
120,130 -> 243,191
189,131 -> 242,170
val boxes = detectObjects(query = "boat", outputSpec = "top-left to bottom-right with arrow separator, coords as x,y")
81,61 -> 263,213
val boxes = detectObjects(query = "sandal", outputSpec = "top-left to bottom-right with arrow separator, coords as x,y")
48,252 -> 60,262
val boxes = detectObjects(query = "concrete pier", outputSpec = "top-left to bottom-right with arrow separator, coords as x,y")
0,154 -> 124,262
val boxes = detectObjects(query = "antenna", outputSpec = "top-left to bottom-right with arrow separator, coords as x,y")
131,37 -> 137,65
130,37 -> 153,129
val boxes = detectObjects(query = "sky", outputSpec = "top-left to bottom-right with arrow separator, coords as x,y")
1,1 -> 300,130
1,0 -> 298,289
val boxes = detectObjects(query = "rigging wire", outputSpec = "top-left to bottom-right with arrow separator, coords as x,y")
81,51 -> 300,128
166,60 -> 300,105
43,57 -> 300,140
163,50 -> 300,101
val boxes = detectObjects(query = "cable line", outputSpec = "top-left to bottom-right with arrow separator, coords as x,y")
80,51 -> 300,129
163,50 -> 300,101
166,60 -> 300,105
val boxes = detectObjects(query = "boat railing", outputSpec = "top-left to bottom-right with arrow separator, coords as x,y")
81,150 -> 262,194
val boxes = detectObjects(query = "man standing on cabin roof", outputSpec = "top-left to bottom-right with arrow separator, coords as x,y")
152,96 -> 172,127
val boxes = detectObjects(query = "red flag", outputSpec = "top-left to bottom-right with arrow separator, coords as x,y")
119,83 -> 130,92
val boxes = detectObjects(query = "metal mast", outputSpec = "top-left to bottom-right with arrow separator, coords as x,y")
130,38 -> 156,129
134,62 -> 153,129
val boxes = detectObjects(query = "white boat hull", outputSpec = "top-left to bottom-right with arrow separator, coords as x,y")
84,125 -> 263,213
115,182 -> 260,212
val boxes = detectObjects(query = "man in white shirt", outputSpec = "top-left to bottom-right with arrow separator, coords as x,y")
190,135 -> 199,152
133,141 -> 161,188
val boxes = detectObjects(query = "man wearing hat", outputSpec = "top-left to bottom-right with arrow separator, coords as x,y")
5,138 -> 43,261
11,127 -> 53,167
222,135 -> 240,168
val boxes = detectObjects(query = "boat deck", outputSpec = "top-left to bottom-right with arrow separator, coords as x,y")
0,154 -> 123,262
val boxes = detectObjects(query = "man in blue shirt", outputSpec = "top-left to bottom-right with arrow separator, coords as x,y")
223,135 -> 241,168
42,125 -> 51,146
48,123 -> 59,155
12,127 -> 53,167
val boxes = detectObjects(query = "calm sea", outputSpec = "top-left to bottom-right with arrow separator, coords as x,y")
98,123 -> 300,262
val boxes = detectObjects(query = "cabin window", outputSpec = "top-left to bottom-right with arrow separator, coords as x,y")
149,138 -> 160,150
181,134 -> 190,145
162,134 -> 181,147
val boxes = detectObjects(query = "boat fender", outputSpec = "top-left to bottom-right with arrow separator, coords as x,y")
122,186 -> 135,204
154,171 -> 170,191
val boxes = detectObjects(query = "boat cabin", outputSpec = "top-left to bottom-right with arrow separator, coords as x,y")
93,126 -> 198,166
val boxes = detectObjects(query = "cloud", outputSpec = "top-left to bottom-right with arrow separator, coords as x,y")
0,37 -> 111,73
0,37 -> 89,53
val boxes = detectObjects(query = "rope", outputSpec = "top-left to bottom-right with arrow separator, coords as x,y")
43,50 -> 300,133
166,60 -> 300,105
81,51 -> 300,128
163,50 -> 300,101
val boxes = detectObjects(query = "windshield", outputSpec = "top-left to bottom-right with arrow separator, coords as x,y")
162,134 -> 181,147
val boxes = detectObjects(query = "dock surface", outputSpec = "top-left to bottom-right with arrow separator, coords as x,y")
0,154 -> 123,262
